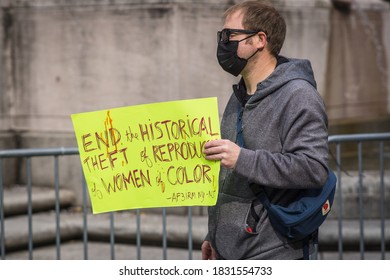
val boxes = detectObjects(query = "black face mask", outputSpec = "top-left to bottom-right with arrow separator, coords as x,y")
217,33 -> 259,77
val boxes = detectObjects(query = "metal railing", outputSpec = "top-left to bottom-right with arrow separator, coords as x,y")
328,132 -> 390,260
0,146 -> 196,260
0,148 -> 81,260
0,132 -> 389,260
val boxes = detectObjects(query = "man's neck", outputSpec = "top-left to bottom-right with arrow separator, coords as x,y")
242,54 -> 277,95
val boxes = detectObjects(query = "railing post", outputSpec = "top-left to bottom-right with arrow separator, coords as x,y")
379,141 -> 386,260
54,155 -> 61,260
136,209 -> 141,260
357,142 -> 365,260
26,157 -> 33,260
336,143 -> 343,260
109,212 -> 115,260
82,173 -> 89,260
0,159 -> 5,260
162,207 -> 167,260
188,206 -> 193,260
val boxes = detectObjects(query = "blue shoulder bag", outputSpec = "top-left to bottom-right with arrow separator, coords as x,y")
255,170 -> 336,241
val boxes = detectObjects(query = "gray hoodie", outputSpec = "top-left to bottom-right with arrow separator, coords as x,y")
207,57 -> 329,260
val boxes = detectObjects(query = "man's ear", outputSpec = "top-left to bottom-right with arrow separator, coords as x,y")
257,31 -> 268,49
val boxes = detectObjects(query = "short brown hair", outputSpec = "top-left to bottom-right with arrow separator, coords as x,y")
223,0 -> 286,57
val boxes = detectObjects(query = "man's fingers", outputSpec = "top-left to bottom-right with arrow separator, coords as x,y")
204,146 -> 223,156
201,241 -> 212,260
203,139 -> 240,169
204,139 -> 225,148
204,140 -> 228,155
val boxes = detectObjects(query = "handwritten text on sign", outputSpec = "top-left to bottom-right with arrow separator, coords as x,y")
71,98 -> 220,214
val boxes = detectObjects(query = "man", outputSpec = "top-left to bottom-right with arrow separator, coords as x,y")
202,0 -> 329,260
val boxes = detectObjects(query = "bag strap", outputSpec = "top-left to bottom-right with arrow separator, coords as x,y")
237,103 -> 271,222
302,230 -> 318,260
236,103 -> 245,147
302,237 -> 310,260
250,190 -> 271,223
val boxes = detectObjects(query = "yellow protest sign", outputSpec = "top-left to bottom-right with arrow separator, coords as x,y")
71,97 -> 220,214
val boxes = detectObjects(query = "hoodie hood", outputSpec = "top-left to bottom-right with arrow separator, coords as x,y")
234,56 -> 317,106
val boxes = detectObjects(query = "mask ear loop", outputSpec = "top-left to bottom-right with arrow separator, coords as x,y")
246,48 -> 260,60
243,32 -> 264,60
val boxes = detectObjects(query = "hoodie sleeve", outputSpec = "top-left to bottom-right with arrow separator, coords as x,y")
233,80 -> 329,189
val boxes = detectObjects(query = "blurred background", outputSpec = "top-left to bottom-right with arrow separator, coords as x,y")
0,0 -> 389,260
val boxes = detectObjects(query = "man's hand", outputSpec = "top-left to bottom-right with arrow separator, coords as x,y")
201,241 -> 217,260
203,139 -> 241,169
